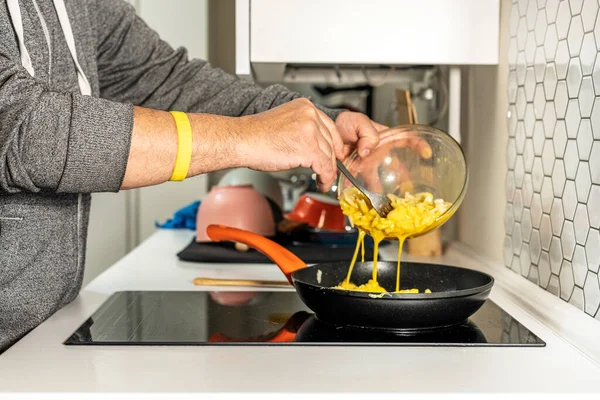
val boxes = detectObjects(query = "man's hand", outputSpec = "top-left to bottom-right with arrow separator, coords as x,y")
334,111 -> 386,160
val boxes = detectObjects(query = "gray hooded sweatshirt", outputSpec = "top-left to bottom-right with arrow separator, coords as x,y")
0,0 -> 339,352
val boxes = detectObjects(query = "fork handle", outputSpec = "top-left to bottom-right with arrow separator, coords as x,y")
336,160 -> 363,190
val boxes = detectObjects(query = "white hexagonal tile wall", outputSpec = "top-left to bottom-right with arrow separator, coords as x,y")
521,243 -> 532,277
579,79 -> 594,119
527,0 -> 539,29
517,52 -> 528,86
541,176 -> 554,212
583,272 -> 600,316
534,84 -> 547,118
511,1 -> 522,37
567,15 -> 584,56
525,105 -> 536,137
577,119 -> 593,158
574,204 -> 590,244
513,222 -> 523,254
508,72 -> 518,105
504,236 -> 514,268
554,80 -> 569,117
532,158 -> 545,191
595,9 -> 600,48
548,274 -> 561,296
569,286 -> 584,310
561,220 -> 577,260
546,0 -> 560,24
553,120 -> 568,157
507,170 -> 517,201
506,203 -> 515,234
575,161 -> 591,202
556,1 -> 571,40
516,155 -> 526,188
543,100 -> 557,134
591,100 -> 600,138
562,180 -> 578,220
550,236 -> 564,274
524,140 -> 535,173
541,214 -> 553,250
518,17 -> 529,51
530,229 -> 542,264
590,142 -> 600,184
544,63 -> 558,99
586,229 -> 600,273
531,193 -> 543,228
581,0 -> 599,32
516,122 -> 526,155
509,105 -> 518,136
508,139 -> 517,169
533,121 -> 545,155
588,185 -> 600,228
551,197 -> 565,235
535,9 -> 549,45
526,35 -> 538,67
565,100 -> 581,138
572,245 -> 588,286
514,189 -> 525,222
528,265 -> 540,285
560,259 -> 575,300
545,23 -> 560,61
563,141 -> 579,178
580,34 -> 596,75
551,159 -> 566,195
525,69 -> 537,102
522,208 -> 534,242
569,0 -> 583,15
509,38 -> 519,68
539,251 -> 552,288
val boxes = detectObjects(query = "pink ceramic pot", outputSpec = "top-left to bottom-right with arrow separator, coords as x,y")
196,185 -> 275,242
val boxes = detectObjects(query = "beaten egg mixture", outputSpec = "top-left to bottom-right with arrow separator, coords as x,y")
334,187 -> 451,294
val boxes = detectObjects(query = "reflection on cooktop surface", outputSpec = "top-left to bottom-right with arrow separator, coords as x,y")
64,291 -> 545,347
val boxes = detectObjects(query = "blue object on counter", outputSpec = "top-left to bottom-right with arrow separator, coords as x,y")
155,201 -> 200,230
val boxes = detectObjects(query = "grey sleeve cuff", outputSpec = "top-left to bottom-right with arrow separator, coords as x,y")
56,95 -> 134,193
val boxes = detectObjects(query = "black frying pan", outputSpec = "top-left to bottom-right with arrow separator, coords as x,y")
206,225 -> 494,330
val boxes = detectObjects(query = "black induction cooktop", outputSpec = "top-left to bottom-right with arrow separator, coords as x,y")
64,291 -> 545,347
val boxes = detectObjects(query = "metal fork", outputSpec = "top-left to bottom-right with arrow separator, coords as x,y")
336,160 -> 394,217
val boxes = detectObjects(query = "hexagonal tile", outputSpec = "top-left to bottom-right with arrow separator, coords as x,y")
526,36 -> 538,67
510,2 -> 521,37
582,0 -> 599,32
504,237 -> 513,269
561,220 -> 577,260
537,0 -> 546,10
590,142 -> 600,183
551,159 -> 566,195
575,161 -> 592,202
507,139 -> 517,170
530,229 -> 542,264
531,193 -> 543,228
508,72 -> 518,105
556,41 -> 571,79
525,70 -> 537,103
572,245 -> 588,286
554,81 -> 569,117
595,11 -> 600,49
532,158 -> 544,192
543,100 -> 557,135
507,170 -> 517,201
539,250 -> 551,288
514,188 -> 524,222
518,0 -> 529,17
541,176 -> 554,212
566,59 -> 583,98
511,254 -> 521,273
525,105 -> 536,138
545,24 -> 560,61
567,15 -> 584,56
591,100 -> 600,138
505,203 -> 515,234
569,286 -> 584,310
574,203 -> 590,244
523,175 -> 535,208
551,197 -> 565,235
559,260 -> 575,300
524,140 -> 535,173
522,208 -> 533,241
577,120 -> 593,159
528,265 -> 540,285
579,78 -> 594,119
534,11 -> 548,47
548,274 -> 561,296
527,0 -> 538,29
508,105 -> 518,137
533,85 -> 546,119
586,228 -> 600,272
583,271 -> 600,315
550,236 -> 563,274
566,100 -> 581,138
517,52 -> 528,86
517,87 -> 527,119
546,0 -> 561,24
569,0 -> 583,15
520,243 -> 532,277
516,122 -> 526,155
516,155 -> 526,188
553,120 -> 568,158
580,34 -> 596,75
556,1 -> 572,40
518,17 -> 529,51
541,214 -> 553,250
533,121 -> 545,155
513,222 -> 523,253
564,140 -> 579,178
588,185 -> 600,228
562,180 -> 578,220
544,64 -> 558,100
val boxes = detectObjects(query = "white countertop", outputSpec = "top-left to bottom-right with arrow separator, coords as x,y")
1,230 -> 599,392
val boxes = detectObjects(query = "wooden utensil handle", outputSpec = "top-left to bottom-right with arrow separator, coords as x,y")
193,277 -> 291,288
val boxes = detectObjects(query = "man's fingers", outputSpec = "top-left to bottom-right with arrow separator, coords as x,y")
317,109 -> 345,160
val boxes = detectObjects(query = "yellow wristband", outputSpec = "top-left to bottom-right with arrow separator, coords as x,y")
169,111 -> 193,181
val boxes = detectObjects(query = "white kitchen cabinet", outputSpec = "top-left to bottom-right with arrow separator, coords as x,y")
237,0 -> 500,81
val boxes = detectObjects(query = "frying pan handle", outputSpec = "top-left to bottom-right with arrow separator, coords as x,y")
206,225 -> 307,284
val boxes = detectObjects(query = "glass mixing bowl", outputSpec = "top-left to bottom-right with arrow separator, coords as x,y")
336,124 -> 468,239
